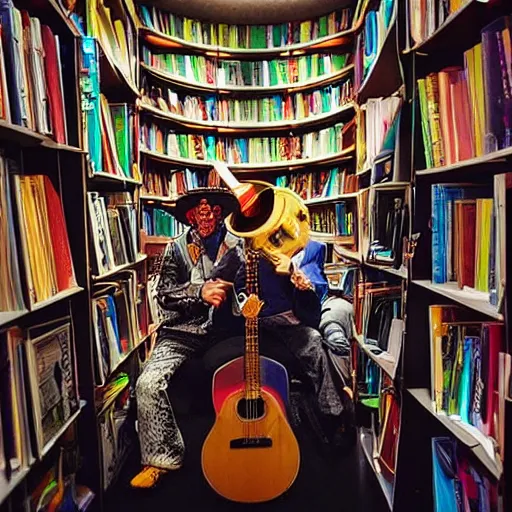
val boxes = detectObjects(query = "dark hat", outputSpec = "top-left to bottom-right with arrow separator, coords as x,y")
173,187 -> 240,226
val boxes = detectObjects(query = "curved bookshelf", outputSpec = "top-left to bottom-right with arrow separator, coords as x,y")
140,25 -> 355,57
140,61 -> 355,95
356,10 -> 400,103
139,101 -> 356,133
304,191 -> 358,205
140,145 -> 355,173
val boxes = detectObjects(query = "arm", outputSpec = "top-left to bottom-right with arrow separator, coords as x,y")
156,242 -> 206,316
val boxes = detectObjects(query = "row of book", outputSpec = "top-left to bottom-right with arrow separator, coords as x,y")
431,177 -> 505,308
0,5 -> 68,142
417,16 -> 512,169
97,373 -> 133,490
141,79 -> 354,124
142,48 -> 351,88
432,437 -> 499,512
143,207 -> 185,238
276,167 -> 357,201
139,3 -> 353,48
359,95 -> 402,171
309,203 -> 355,238
140,121 -> 352,164
354,0 -> 395,88
1,158 -> 77,313
87,192 -> 140,277
429,305 -> 506,456
92,270 -> 148,386
99,94 -> 139,180
142,167 -> 222,198
86,0 -> 137,87
0,319 -> 80,481
408,0 -> 467,47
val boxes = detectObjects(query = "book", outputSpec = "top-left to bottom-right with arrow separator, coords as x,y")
14,174 -> 77,307
143,207 -> 185,238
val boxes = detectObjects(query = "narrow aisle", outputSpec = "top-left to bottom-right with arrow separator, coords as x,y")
105,412 -> 389,511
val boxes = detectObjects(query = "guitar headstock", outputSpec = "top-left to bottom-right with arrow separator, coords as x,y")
241,294 -> 264,319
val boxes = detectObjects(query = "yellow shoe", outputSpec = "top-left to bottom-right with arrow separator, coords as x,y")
130,466 -> 169,489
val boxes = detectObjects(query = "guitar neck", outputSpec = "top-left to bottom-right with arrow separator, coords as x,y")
244,250 -> 261,399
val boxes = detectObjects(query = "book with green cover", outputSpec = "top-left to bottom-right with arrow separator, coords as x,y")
318,16 -> 328,37
417,79 -> 433,168
250,25 -> 266,48
109,104 -> 130,177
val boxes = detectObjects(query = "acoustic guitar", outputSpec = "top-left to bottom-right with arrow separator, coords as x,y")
201,250 -> 300,503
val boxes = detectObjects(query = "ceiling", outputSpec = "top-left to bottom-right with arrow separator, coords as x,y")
144,0 -> 354,24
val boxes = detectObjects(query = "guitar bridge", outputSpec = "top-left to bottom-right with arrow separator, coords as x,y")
230,438 -> 273,449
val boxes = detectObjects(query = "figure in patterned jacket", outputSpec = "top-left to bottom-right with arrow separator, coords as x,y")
130,187 -> 240,489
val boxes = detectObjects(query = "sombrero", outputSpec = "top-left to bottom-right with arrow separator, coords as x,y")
173,187 -> 240,226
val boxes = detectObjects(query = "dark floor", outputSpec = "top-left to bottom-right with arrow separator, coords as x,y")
104,410 -> 390,512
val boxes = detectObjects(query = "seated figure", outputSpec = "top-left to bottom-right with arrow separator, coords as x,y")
131,187 -> 240,489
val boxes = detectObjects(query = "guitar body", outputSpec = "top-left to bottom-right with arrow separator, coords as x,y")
201,382 -> 300,503
211,356 -> 289,415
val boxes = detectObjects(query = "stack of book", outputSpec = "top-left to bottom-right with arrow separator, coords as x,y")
354,0 -> 395,88
275,167 -> 356,200
141,79 -> 354,124
408,0 -> 470,47
138,4 -> 353,47
142,166 -> 223,199
92,270 -> 148,386
430,178 -> 505,306
87,191 -> 140,276
429,305 -> 505,454
0,5 -> 68,142
1,319 -> 80,467
143,207 -> 185,238
309,202 -> 355,241
13,173 -> 77,307
432,437 -> 499,511
417,16 -> 512,168
141,121 -> 352,164
99,95 -> 139,180
360,95 -> 402,170
86,0 -> 137,86
142,48 -> 351,88
0,154 -> 25,315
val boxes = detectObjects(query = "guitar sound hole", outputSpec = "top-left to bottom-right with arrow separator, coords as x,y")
237,398 -> 265,420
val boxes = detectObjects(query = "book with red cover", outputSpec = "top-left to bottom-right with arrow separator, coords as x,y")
41,25 -> 66,144
455,199 -> 476,289
43,176 -> 76,291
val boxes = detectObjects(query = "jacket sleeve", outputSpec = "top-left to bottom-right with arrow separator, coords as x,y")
156,242 -> 207,316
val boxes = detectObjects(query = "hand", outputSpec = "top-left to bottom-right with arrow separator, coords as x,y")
201,279 -> 232,308
290,269 -> 314,291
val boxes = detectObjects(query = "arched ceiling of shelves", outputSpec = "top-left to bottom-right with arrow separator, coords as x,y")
144,0 -> 354,24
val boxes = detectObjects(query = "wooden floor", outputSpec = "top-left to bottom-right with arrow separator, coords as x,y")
105,410 -> 390,512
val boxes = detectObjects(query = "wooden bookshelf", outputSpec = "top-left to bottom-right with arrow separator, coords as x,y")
91,255 -> 148,281
140,61 -> 355,95
139,101 -> 356,133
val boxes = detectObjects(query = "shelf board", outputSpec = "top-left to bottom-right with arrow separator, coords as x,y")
92,255 -> 148,281
353,328 -> 397,378
403,0 -> 498,55
371,181 -> 410,190
364,261 -> 407,279
30,286 -> 85,312
411,280 -> 503,320
41,404 -> 84,458
140,145 -> 355,173
309,232 -> 355,245
333,244 -> 363,262
140,62 -> 355,95
139,101 -> 356,133
0,310 -> 29,329
40,139 -> 84,153
304,191 -> 358,205
407,388 -> 502,480
140,25 -> 355,57
360,428 -> 394,510
415,146 -> 512,176
140,194 -> 176,204
90,172 -> 142,185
